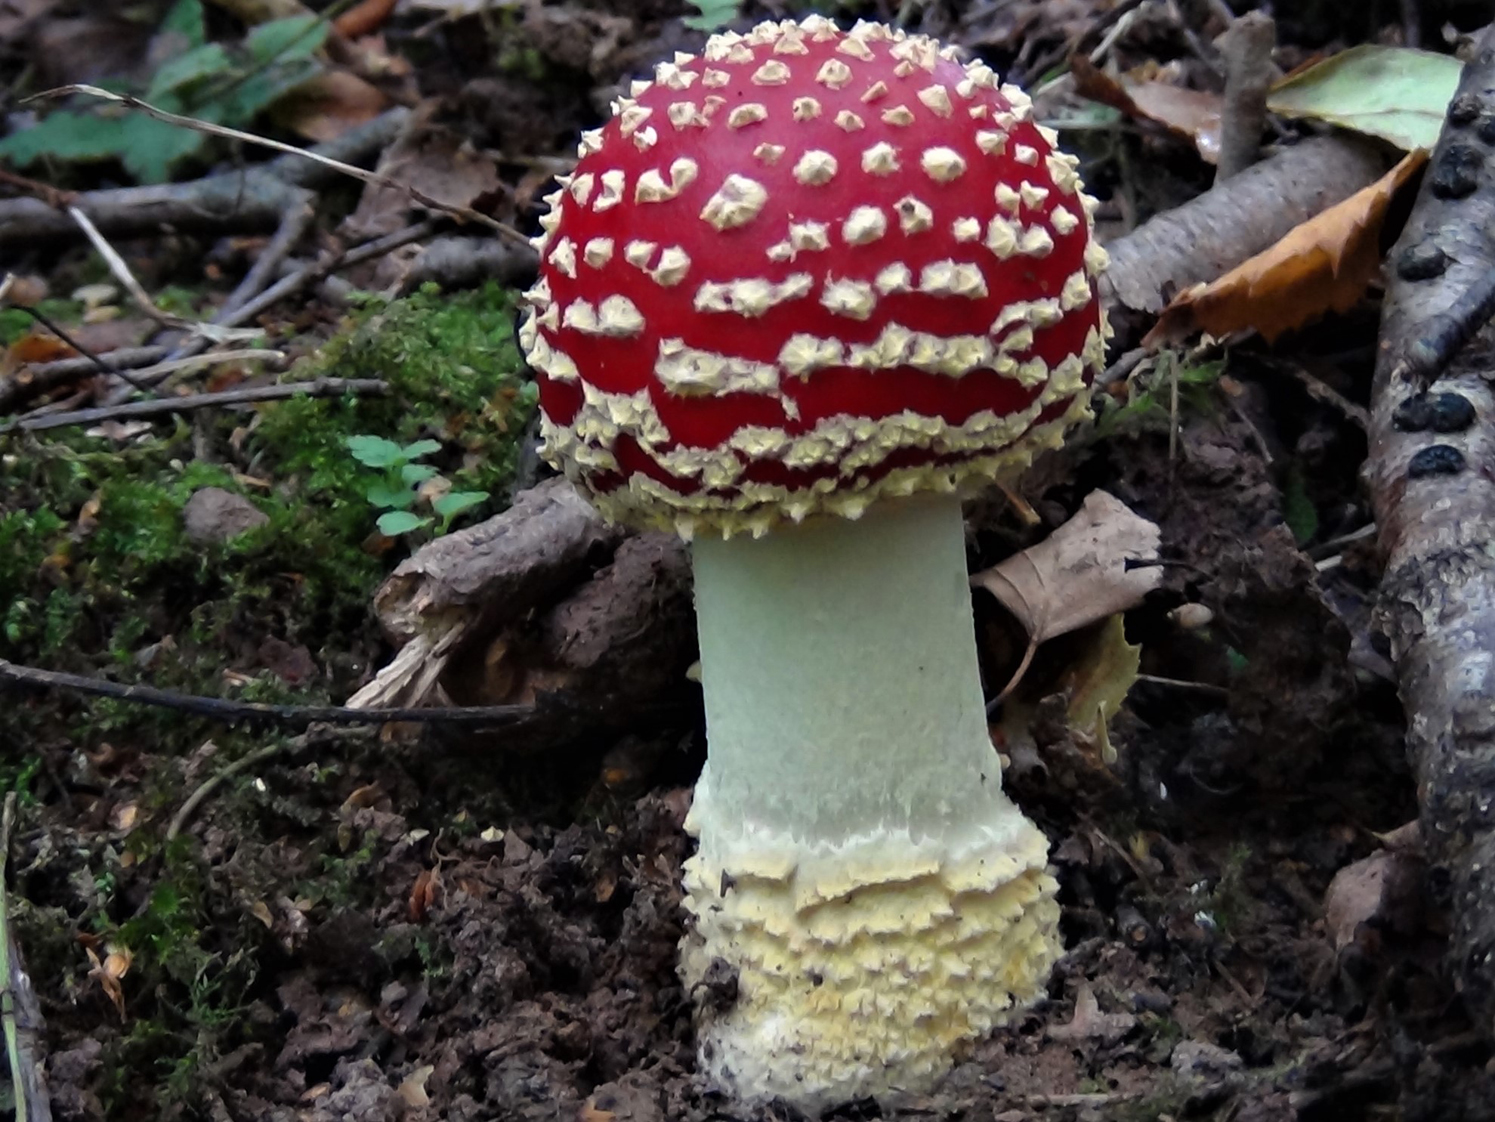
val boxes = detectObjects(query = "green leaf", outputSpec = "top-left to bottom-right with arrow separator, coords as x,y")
1281,465 -> 1319,545
344,435 -> 405,468
245,14 -> 327,64
0,110 -> 129,166
1267,45 -> 1463,151
400,463 -> 438,485
161,0 -> 206,45
146,42 -> 231,101
116,112 -> 209,183
432,491 -> 488,519
682,0 -> 739,32
365,482 -> 415,510
400,439 -> 442,461
378,510 -> 430,536
218,59 -> 322,125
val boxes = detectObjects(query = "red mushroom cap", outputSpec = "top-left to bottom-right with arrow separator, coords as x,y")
521,16 -> 1110,537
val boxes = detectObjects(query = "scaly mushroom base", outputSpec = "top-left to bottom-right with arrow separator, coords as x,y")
683,494 -> 1061,1109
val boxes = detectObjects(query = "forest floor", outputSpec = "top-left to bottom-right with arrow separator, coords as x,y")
3,0 -> 1495,1119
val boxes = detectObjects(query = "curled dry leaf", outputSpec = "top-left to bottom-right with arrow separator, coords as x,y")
1146,149 -> 1426,346
85,942 -> 133,1021
972,491 -> 1163,644
1072,56 -> 1222,163
333,0 -> 396,39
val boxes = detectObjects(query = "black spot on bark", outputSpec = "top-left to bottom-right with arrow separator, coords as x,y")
1397,242 -> 1449,281
1407,444 -> 1466,478
1449,93 -> 1483,126
1431,144 -> 1484,200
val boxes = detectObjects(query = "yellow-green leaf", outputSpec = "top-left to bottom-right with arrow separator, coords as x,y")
1267,45 -> 1462,151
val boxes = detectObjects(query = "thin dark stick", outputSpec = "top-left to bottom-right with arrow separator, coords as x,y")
0,657 -> 536,728
1,376 -> 386,435
10,306 -> 149,393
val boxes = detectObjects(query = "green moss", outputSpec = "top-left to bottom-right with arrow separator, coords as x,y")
0,281 -> 532,730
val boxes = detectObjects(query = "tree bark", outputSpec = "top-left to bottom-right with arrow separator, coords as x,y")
1366,24 -> 1495,1031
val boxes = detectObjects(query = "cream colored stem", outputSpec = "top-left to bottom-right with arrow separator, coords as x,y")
691,493 -> 1006,841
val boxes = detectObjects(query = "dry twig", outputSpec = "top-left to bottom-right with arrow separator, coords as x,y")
0,375 -> 382,435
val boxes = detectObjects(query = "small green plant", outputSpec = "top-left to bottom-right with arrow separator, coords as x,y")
344,435 -> 489,537
1093,353 -> 1226,441
0,0 -> 327,182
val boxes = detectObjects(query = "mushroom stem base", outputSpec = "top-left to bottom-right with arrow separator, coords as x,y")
680,815 -> 1060,1110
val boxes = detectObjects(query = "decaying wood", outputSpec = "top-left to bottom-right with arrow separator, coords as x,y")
448,533 -> 697,718
1102,135 -> 1389,319
1213,11 -> 1276,182
1365,24 -> 1495,1034
348,477 -> 624,710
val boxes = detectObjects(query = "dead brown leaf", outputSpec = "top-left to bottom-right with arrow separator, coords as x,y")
342,103 -> 501,241
4,330 -> 75,370
1073,56 -> 1222,163
394,1063 -> 434,1109
972,491 -> 1162,644
270,69 -> 390,142
1324,848 -> 1425,952
1146,149 -> 1426,346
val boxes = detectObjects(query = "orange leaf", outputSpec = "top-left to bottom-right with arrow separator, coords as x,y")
1146,149 -> 1426,346
1073,56 -> 1222,163
409,867 -> 441,921
333,0 -> 396,38
5,331 -> 76,369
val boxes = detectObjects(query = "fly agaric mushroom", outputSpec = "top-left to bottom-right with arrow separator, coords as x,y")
519,15 -> 1109,1109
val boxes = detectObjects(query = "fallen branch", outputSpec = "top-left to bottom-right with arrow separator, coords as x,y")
0,347 -> 169,414
1365,24 -> 1495,1034
217,198 -> 315,324
27,86 -> 527,247
0,108 -> 407,245
0,375 -> 381,435
0,657 -> 538,728
67,206 -> 181,327
1101,135 -> 1390,322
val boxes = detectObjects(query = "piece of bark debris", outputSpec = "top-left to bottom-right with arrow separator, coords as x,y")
1048,983 -> 1137,1045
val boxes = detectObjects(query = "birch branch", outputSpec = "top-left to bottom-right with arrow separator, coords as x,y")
1365,24 -> 1495,1033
